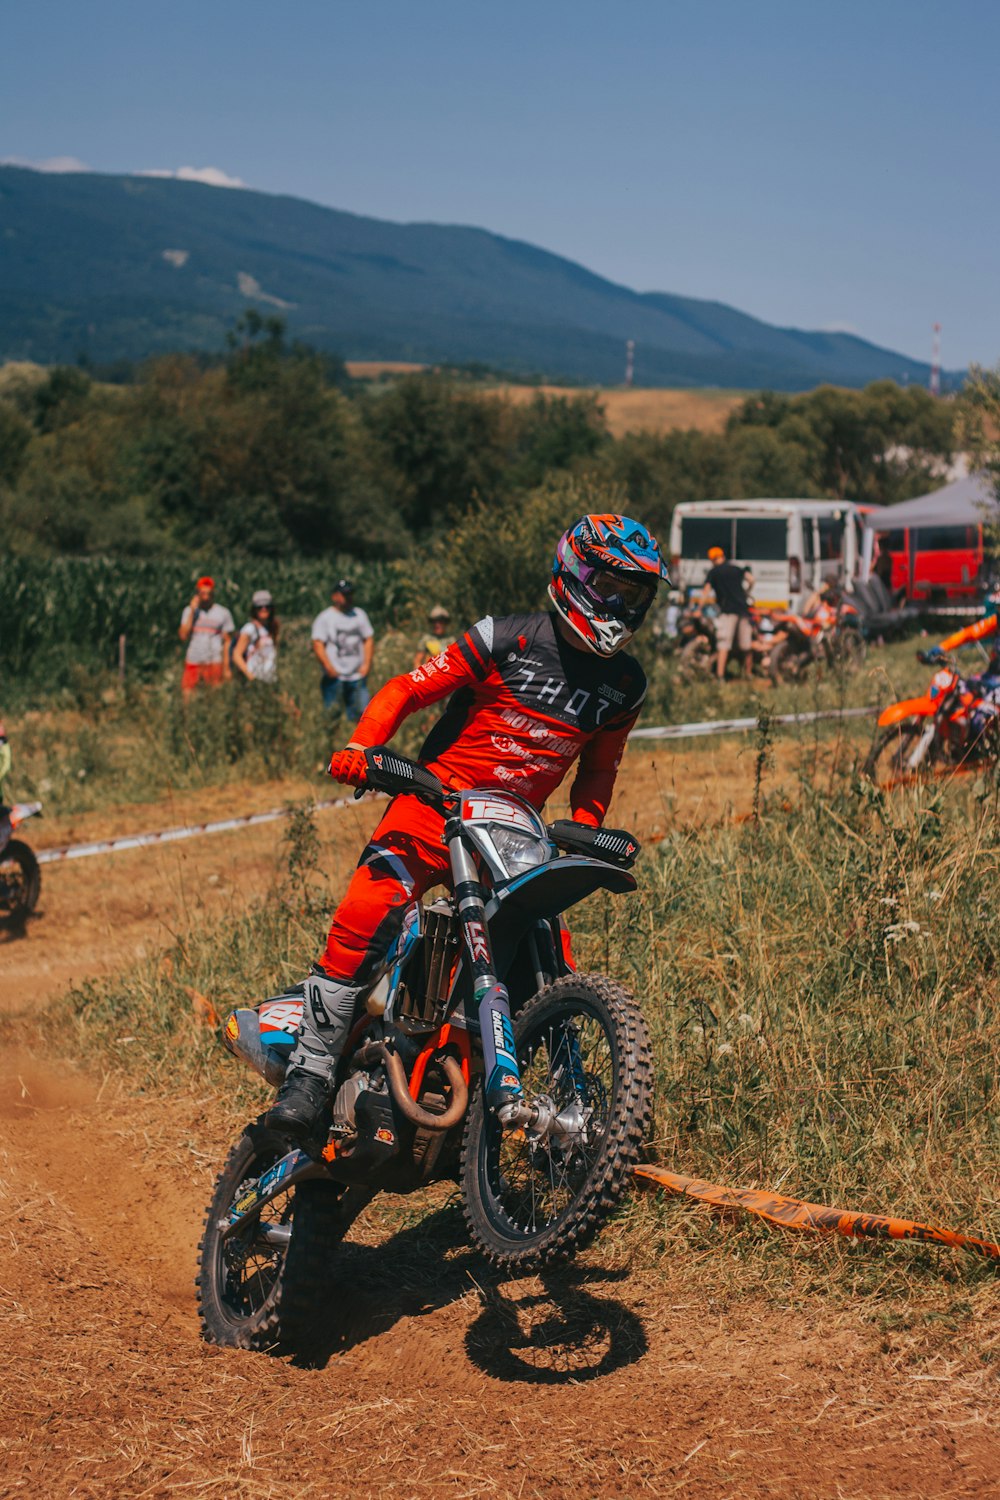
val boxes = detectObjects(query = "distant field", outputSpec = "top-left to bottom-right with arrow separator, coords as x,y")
344,360 -> 427,378
493,382 -> 744,436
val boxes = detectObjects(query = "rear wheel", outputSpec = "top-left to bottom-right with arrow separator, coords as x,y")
461,975 -> 653,1270
0,840 -> 40,925
197,1119 -> 354,1355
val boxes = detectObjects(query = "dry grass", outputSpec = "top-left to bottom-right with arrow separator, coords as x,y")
490,383 -> 745,437
345,360 -> 427,378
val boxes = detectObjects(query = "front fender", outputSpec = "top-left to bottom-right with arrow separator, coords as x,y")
878,695 -> 936,728
485,856 -> 636,983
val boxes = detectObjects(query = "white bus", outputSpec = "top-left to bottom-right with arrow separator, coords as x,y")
668,498 -> 865,612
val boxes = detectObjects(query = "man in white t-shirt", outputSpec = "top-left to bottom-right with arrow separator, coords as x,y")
310,579 -> 375,720
179,576 -> 234,694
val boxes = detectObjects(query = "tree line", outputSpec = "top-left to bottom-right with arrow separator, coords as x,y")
0,313 -> 960,562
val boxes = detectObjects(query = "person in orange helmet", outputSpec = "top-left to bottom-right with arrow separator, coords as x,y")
702,544 -> 753,681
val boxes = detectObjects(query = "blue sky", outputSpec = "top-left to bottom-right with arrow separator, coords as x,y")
2,0 -> 997,368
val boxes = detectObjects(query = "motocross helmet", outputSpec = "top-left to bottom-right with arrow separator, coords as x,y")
549,513 -> 667,656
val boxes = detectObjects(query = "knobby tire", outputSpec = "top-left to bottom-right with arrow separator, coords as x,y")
197,1118 -> 350,1356
461,974 -> 653,1270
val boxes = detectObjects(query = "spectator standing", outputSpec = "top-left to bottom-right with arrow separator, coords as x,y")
413,605 -> 455,669
179,576 -> 234,695
0,723 -> 11,804
311,578 -> 374,720
703,545 -> 753,681
233,590 -> 279,684
873,539 -> 894,590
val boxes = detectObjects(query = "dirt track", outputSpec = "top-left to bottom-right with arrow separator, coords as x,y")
3,741 -> 1000,1496
3,1046 -> 998,1498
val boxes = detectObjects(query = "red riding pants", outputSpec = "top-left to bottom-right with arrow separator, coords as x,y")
319,795 -> 451,983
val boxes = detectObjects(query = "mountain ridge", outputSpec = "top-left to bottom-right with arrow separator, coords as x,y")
0,165 -> 943,390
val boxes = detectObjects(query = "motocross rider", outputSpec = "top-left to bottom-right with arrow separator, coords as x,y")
924,582 -> 1000,740
267,514 -> 667,1141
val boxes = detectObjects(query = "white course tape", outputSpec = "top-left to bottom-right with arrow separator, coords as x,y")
629,704 -> 877,742
35,791 -> 385,866
33,703 -> 877,866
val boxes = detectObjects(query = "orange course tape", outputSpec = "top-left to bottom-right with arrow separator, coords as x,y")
632,1165 -> 1000,1262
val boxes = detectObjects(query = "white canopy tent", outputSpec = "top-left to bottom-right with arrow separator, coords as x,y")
864,472 -> 998,531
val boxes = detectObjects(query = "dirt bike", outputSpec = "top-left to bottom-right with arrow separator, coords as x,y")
675,605 -> 771,682
198,747 -> 653,1354
0,802 -> 42,925
767,601 -> 865,686
862,652 -> 992,784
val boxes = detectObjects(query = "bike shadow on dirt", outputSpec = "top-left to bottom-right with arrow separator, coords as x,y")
294,1203 -> 648,1384
0,912 -> 38,944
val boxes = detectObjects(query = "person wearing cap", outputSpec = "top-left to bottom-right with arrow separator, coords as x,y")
311,579 -> 375,720
178,576 -> 235,695
702,545 -> 754,681
413,604 -> 456,669
233,590 -> 280,684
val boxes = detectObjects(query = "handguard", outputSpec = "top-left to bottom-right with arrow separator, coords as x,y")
360,746 -> 449,807
548,819 -> 641,869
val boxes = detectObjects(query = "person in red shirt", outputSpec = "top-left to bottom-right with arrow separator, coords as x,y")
268,514 -> 668,1139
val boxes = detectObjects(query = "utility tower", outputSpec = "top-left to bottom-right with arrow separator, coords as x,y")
930,322 -> 941,397
624,339 -> 635,388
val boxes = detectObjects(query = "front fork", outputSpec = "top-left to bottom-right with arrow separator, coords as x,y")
446,823 -> 524,1118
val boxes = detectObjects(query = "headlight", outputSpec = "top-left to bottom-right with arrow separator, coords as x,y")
489,826 -> 551,876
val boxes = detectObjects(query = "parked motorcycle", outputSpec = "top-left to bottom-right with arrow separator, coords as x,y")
767,599 -> 865,685
862,653 -> 992,784
0,801 -> 42,925
675,604 -> 772,682
198,747 -> 653,1354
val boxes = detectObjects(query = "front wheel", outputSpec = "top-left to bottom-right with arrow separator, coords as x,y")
461,975 -> 653,1270
768,637 -> 811,686
197,1119 -> 354,1355
0,840 -> 40,925
829,625 -> 867,671
862,722 -> 928,785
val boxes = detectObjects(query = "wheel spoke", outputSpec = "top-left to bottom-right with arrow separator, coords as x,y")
485,1001 -> 618,1239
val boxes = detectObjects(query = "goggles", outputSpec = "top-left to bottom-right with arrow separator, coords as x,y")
590,569 -> 656,613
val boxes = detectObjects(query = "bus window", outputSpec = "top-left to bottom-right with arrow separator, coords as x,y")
681,516 -> 732,559
733,517 -> 787,560
912,525 -> 973,552
885,529 -> 905,553
802,518 -> 816,562
817,515 -> 845,561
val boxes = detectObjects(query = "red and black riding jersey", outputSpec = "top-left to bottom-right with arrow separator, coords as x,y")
351,612 -> 647,825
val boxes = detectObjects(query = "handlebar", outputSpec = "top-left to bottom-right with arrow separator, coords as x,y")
355,748 -> 641,867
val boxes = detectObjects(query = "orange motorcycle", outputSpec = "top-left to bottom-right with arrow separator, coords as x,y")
863,653 -> 993,784
767,598 -> 865,685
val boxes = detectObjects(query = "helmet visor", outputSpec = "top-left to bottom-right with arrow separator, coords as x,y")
591,569 -> 656,615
